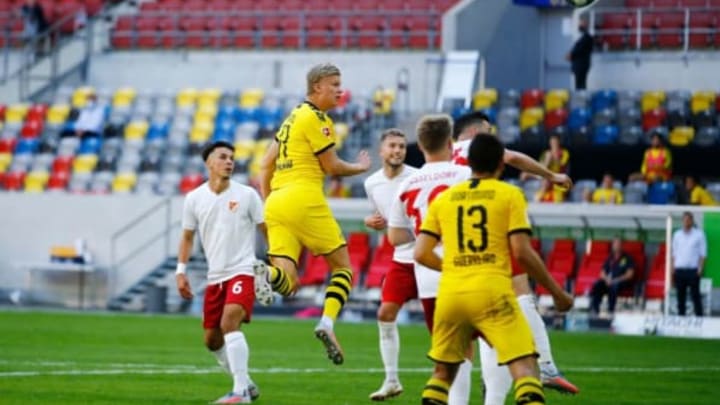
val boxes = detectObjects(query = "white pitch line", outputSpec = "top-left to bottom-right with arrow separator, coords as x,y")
1,366 -> 720,378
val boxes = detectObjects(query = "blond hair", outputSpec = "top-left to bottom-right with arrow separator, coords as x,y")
307,63 -> 341,95
417,114 -> 453,153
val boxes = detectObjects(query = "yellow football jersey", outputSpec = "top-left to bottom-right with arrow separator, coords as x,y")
690,185 -> 718,206
420,178 -> 531,293
271,101 -> 336,190
592,188 -> 623,204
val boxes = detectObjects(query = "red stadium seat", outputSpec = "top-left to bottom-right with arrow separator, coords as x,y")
644,243 -> 667,300
47,171 -> 70,191
158,17 -> 178,49
181,16 -> 207,48
280,16 -> 302,47
230,17 -> 257,48
537,239 -> 576,296
112,16 -> 134,48
521,89 -> 544,110
545,108 -> 568,130
382,0 -> 406,10
0,137 -> 17,153
642,108 -> 667,131
0,104 -> 6,121
4,171 -> 26,191
348,232 -> 371,286
656,12 -> 685,48
20,119 -> 43,138
653,0 -> 679,7
626,0 -> 653,7
364,236 -> 394,289
681,0 -> 708,7
300,253 -> 330,286
83,0 -> 103,17
618,240 -> 647,299
573,256 -> 605,296
52,156 -> 74,173
27,104 -> 48,121
688,13 -> 715,48
136,17 -> 159,48
208,17 -> 232,48
179,174 -> 204,194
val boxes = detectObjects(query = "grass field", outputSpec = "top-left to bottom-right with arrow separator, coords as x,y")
0,310 -> 719,404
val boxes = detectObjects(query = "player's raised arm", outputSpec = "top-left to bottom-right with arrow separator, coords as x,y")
317,148 -> 371,177
259,140 -> 279,200
504,149 -> 572,189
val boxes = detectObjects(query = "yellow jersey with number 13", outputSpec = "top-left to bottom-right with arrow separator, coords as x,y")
271,101 -> 337,191
420,178 -> 531,294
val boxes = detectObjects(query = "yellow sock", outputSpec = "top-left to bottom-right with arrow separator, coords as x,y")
514,376 -> 545,405
322,268 -> 352,320
421,377 -> 449,405
269,266 -> 294,296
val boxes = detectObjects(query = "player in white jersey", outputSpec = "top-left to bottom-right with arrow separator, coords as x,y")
387,115 -> 474,405
452,111 -> 579,403
363,129 -> 418,401
175,141 -> 273,404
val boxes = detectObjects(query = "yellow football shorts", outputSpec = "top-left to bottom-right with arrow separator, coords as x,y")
428,286 -> 537,365
264,186 -> 346,264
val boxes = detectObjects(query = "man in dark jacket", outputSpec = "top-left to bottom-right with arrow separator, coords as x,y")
567,18 -> 594,90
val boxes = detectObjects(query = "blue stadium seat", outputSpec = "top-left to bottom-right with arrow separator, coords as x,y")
568,107 -> 591,130
216,117 -> 236,134
593,125 -> 619,144
451,105 -> 471,120
647,181 -> 676,205
217,105 -> 238,122
15,138 -> 39,154
235,107 -> 260,123
479,107 -> 497,124
77,136 -> 102,155
147,121 -> 170,140
212,129 -> 234,143
591,89 -> 618,112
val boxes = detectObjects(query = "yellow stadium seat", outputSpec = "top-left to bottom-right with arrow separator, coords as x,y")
641,91 -> 666,113
113,87 -> 137,108
472,89 -> 498,110
177,88 -> 198,108
124,120 -> 149,140
195,104 -> 218,121
72,86 -> 96,108
234,140 -> 255,161
373,88 -> 396,115
47,104 -> 71,125
190,127 -> 212,143
249,139 -> 271,176
545,89 -> 569,111
24,171 -> 49,192
669,126 -> 695,147
520,107 -> 544,131
73,154 -> 98,174
691,91 -> 715,114
0,153 -> 12,172
112,172 -> 137,193
198,88 -> 222,106
239,88 -> 265,108
5,103 -> 30,123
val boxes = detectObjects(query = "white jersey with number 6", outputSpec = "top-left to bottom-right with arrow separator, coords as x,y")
388,161 -> 472,298
182,181 -> 264,285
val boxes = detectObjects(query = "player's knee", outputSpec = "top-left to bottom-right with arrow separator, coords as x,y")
377,303 -> 399,322
219,306 -> 247,334
204,330 -> 224,351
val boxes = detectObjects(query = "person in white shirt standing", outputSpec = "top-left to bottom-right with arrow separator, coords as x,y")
175,141 -> 274,404
363,129 -> 417,401
387,115 -> 474,405
672,211 -> 708,317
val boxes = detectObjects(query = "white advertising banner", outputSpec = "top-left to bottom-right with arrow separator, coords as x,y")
612,313 -> 720,339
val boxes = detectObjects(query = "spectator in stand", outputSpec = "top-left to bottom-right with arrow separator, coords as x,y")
540,134 -> 570,177
566,18 -> 593,90
588,173 -> 623,204
20,0 -> 49,58
326,175 -> 351,198
535,178 -> 565,203
640,131 -> 672,183
685,175 -> 718,206
589,237 -> 635,317
62,93 -> 107,140
672,212 -> 707,317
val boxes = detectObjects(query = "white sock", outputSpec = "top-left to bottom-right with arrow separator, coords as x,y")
518,294 -> 555,368
319,315 -> 334,331
211,345 -> 231,374
448,359 -> 472,405
225,331 -> 249,394
479,338 -> 512,405
378,321 -> 399,382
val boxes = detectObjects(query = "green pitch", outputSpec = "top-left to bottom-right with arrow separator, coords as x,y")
0,310 -> 719,404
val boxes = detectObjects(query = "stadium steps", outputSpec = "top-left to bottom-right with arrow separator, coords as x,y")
106,255 -> 207,311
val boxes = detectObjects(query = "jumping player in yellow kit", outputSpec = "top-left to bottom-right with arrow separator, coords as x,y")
257,63 -> 371,365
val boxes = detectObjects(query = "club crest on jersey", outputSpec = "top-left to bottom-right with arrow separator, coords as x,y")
229,200 -> 239,212
322,127 -> 331,137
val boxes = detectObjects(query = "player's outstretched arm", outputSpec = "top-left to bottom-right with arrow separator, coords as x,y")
509,232 -> 573,312
317,148 -> 371,177
259,141 -> 279,200
504,149 -> 573,189
175,229 -> 195,299
414,232 -> 442,272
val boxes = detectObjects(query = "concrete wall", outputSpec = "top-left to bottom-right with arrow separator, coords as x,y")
87,50 -> 442,112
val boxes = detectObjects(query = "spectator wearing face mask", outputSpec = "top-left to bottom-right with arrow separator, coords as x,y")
62,93 -> 107,140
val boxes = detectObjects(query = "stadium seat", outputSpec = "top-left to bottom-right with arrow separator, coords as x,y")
592,108 -> 617,127
176,88 -> 198,108
626,0 -> 653,8
240,89 -> 265,108
47,170 -> 70,191
591,89 -> 617,112
656,12 -> 685,49
624,180 -> 648,204
78,136 -> 102,155
647,181 -> 676,204
365,236 -> 394,289
472,89 -> 498,110
73,154 -> 99,174
348,232 -> 371,285
690,91 -> 714,114
641,91 -> 666,112
0,152 -> 12,173
694,126 -> 719,146
5,103 -> 29,124
574,255 -> 605,296
179,173 -> 205,194
642,107 -> 667,131
668,126 -> 695,146
544,108 -> 568,130
26,104 -> 48,121
688,13 -> 715,48
520,89 -> 544,110
113,87 -> 137,108
0,137 -> 17,154
15,138 -> 39,154
520,108 -> 544,131
112,172 -> 137,193
618,240 -> 647,300
24,170 -> 49,192
72,87 -> 95,108
544,89 -> 569,111
568,107 -> 591,130
644,243 -> 667,300
3,171 -> 26,191
618,107 -> 641,128
300,252 -> 330,286
593,125 -> 619,144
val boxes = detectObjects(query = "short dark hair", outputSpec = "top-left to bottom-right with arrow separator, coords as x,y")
453,111 -> 490,140
202,141 -> 235,161
417,114 -> 452,153
380,128 -> 406,143
468,133 -> 504,174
